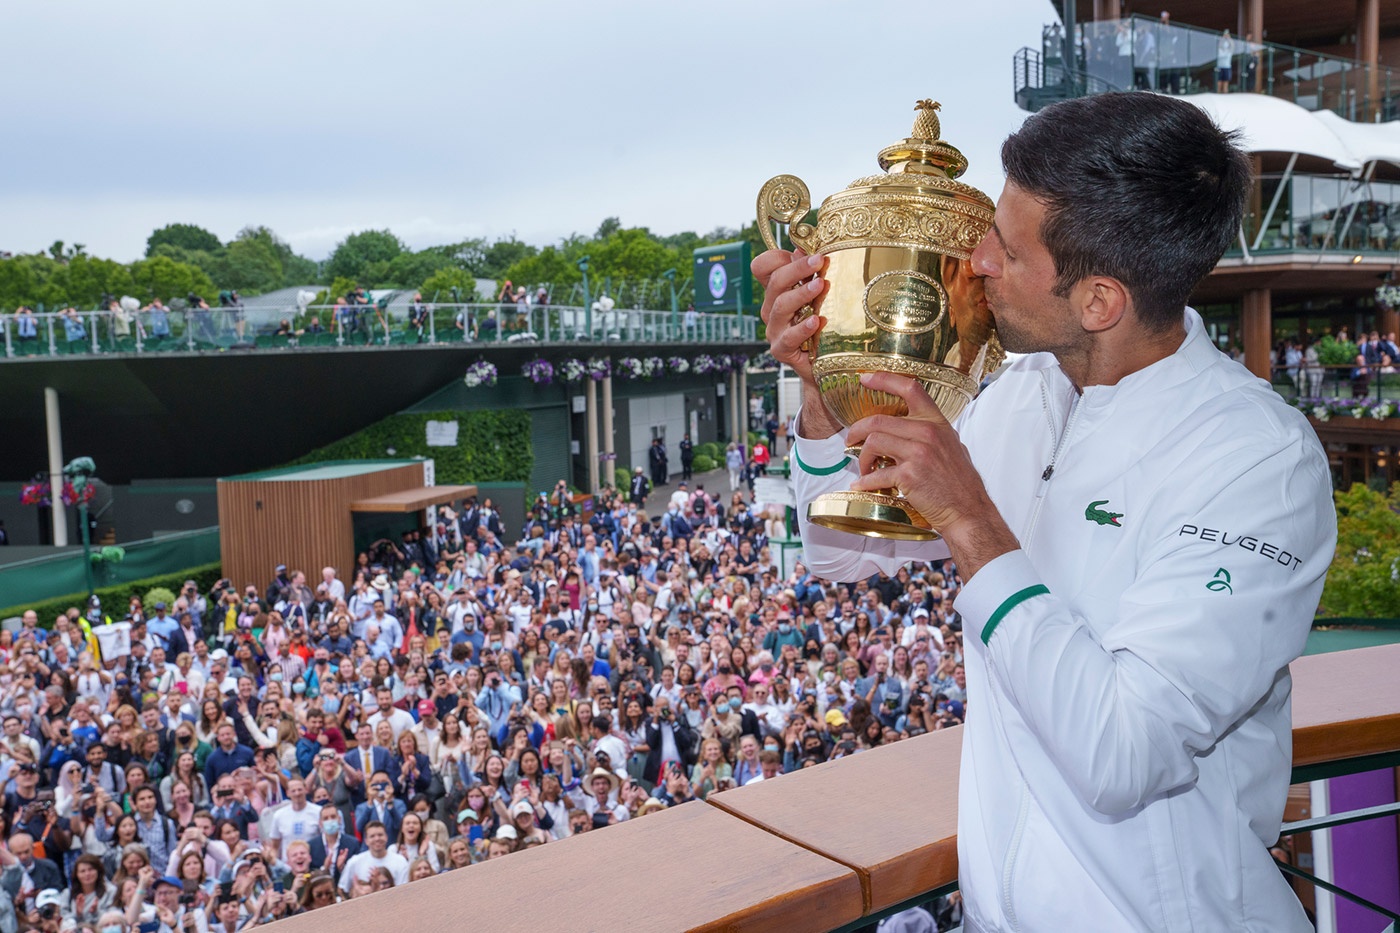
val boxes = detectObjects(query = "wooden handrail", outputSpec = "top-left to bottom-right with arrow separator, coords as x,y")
1291,642 -> 1400,766
266,643 -> 1400,932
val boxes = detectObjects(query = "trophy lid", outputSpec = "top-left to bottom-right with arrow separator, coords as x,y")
876,100 -> 969,179
757,98 -> 995,261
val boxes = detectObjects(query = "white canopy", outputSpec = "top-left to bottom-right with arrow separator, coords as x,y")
1183,93 -> 1362,171
1314,110 -> 1400,168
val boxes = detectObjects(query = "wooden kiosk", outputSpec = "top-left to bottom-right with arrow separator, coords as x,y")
217,459 -> 475,587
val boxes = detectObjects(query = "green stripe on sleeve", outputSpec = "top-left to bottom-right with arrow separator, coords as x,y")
981,584 -> 1050,645
793,448 -> 851,476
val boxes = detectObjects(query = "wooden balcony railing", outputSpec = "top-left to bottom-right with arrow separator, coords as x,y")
268,643 -> 1400,933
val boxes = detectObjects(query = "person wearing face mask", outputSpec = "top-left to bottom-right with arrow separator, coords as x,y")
699,694 -> 743,747
700,654 -> 744,704
448,610 -> 485,660
761,612 -> 804,655
307,802 -> 362,884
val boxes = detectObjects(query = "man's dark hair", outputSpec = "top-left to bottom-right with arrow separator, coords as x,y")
1000,92 -> 1251,331
591,715 -> 612,734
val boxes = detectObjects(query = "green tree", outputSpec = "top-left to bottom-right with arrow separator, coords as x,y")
435,238 -> 488,274
234,226 -> 319,287
148,244 -> 224,286
218,236 -> 284,294
127,255 -> 217,303
324,230 -> 404,285
386,250 -> 453,288
146,223 -> 222,257
418,267 -> 479,301
0,253 -> 68,310
591,227 -> 680,283
479,237 -> 538,279
313,276 -> 361,307
59,255 -> 136,308
1319,482 -> 1400,617
500,246 -> 579,294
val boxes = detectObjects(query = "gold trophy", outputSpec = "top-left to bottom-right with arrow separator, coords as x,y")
757,99 -> 1002,541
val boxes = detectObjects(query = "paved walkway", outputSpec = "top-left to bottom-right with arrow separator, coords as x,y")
636,467 -> 738,513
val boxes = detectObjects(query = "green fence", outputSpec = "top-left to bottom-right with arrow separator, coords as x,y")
0,526 -> 220,612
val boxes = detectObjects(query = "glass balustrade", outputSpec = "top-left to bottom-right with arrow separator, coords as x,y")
0,303 -> 761,360
1227,172 -> 1400,256
1025,15 -> 1395,120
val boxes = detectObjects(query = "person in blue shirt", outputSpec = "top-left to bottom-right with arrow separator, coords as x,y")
474,667 -> 521,724
352,770 -> 405,841
203,722 -> 255,788
146,603 -> 179,651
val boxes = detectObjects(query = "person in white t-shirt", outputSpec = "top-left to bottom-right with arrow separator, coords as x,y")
338,822 -> 409,892
266,778 -> 319,858
365,687 -> 416,741
321,567 -> 345,603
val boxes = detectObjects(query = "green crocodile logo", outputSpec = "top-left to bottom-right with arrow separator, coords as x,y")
1085,500 -> 1123,527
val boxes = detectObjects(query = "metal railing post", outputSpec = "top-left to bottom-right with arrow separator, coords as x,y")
89,311 -> 99,354
428,307 -> 436,345
3,319 -> 11,358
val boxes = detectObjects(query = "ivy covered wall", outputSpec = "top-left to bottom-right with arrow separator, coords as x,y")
289,410 -> 533,486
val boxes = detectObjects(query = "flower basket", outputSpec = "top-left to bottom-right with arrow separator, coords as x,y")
522,358 -> 555,385
463,361 -> 498,388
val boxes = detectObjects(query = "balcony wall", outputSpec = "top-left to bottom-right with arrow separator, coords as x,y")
266,643 -> 1400,933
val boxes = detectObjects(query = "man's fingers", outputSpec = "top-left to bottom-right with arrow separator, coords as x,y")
858,372 -> 948,424
843,413 -> 911,450
751,249 -> 794,287
769,251 -> 825,296
850,433 -> 922,489
764,276 -> 826,329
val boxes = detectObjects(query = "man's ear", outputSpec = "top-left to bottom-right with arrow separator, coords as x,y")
1075,276 -> 1130,334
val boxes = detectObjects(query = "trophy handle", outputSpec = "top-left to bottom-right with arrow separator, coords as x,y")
757,175 -> 818,254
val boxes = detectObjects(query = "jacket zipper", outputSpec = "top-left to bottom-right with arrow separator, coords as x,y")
1000,788 -> 1030,929
998,377 -> 1082,930
1020,380 -> 1082,548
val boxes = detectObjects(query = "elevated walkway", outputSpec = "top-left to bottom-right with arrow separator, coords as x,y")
270,643 -> 1400,932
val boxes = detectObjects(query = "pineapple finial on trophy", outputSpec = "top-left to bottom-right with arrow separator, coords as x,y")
912,100 -> 942,141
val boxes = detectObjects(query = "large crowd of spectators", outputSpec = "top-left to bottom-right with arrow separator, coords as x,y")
0,466 -> 970,932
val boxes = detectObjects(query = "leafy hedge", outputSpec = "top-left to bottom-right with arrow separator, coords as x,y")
614,467 -> 631,492
692,454 -> 717,473
2,562 -> 223,626
1315,335 -> 1359,367
290,410 -> 533,486
1319,483 -> 1400,617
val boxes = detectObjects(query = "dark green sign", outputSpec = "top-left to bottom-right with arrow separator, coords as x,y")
692,242 -> 753,312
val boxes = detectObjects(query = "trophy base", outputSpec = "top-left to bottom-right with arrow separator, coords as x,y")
807,490 -> 940,541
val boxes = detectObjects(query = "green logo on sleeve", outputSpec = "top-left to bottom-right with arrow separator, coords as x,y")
1207,568 -> 1233,594
1085,500 -> 1123,527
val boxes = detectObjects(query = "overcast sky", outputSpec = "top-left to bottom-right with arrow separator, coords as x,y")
1,0 -> 1048,262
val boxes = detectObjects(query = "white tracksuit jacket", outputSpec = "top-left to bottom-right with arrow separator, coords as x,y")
792,310 -> 1335,932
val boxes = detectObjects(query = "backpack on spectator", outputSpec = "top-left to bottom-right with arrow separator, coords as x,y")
667,509 -> 693,539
